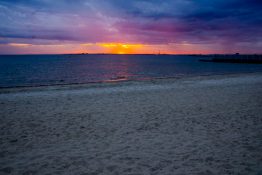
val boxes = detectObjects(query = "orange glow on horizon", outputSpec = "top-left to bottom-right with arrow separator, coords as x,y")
3,42 -> 226,55
97,43 -> 143,54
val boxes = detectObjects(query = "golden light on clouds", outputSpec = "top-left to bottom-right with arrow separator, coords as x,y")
81,43 -> 144,54
97,43 -> 143,54
80,43 -> 94,46
3,42 -> 212,55
8,43 -> 32,47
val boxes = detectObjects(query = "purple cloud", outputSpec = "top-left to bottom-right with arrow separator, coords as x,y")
0,0 -> 261,53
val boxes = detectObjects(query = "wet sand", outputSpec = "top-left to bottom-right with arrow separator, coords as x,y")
0,73 -> 262,175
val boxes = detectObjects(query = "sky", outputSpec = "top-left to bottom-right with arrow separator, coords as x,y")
0,0 -> 261,54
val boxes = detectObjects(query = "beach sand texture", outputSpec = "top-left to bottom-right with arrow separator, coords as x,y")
0,73 -> 262,175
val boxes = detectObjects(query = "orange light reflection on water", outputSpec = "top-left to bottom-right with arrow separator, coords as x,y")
98,54 -> 137,82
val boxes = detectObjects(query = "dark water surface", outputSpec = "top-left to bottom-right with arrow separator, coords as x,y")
0,54 -> 262,87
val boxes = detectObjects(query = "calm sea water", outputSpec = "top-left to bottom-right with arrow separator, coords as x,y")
0,54 -> 262,87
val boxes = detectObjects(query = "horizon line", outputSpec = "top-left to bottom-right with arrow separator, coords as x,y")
1,53 -> 262,56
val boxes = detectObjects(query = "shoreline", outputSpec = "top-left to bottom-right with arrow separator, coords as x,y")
1,71 -> 262,93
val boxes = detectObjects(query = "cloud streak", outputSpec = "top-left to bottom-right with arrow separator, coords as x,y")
0,0 -> 261,54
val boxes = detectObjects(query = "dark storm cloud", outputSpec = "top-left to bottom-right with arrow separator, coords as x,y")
110,0 -> 262,43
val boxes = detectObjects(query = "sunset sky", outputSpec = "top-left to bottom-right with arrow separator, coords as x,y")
0,0 -> 261,54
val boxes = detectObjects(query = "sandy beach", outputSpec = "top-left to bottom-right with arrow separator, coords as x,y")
0,73 -> 262,175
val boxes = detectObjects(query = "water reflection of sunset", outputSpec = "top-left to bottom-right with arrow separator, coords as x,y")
98,55 -> 136,82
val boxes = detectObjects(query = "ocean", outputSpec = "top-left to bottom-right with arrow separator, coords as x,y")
0,54 -> 262,88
